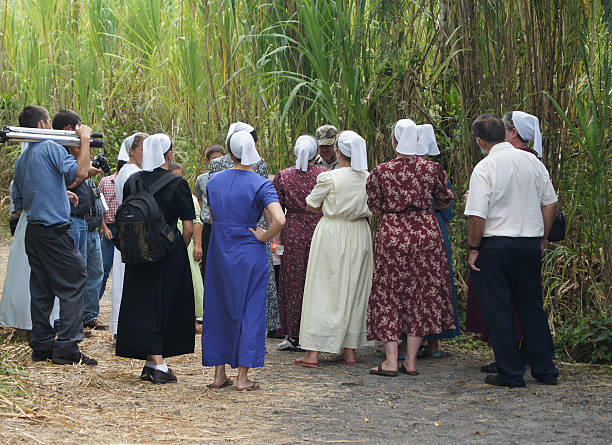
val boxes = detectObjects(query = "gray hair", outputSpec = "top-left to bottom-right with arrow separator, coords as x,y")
502,112 -> 527,142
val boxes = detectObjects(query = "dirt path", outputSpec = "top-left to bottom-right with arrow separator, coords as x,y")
0,240 -> 611,444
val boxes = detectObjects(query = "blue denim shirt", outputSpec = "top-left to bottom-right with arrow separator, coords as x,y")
13,140 -> 78,226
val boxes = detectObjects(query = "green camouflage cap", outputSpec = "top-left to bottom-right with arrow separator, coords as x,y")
315,124 -> 338,146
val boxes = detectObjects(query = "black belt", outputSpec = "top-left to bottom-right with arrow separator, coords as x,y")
29,222 -> 71,233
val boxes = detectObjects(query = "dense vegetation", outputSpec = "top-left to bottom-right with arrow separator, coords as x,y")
0,0 -> 610,362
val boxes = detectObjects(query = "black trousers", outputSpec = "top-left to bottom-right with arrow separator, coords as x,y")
25,223 -> 86,358
472,237 -> 559,385
200,222 -> 212,283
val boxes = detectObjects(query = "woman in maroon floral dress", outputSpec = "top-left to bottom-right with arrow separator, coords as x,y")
366,119 -> 455,377
272,135 -> 328,351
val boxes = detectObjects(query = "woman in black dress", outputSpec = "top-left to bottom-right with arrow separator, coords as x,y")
116,133 -> 196,385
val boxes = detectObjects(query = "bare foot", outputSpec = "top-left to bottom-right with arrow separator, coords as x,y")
334,348 -> 357,365
295,351 -> 319,366
212,374 -> 230,387
236,378 -> 260,391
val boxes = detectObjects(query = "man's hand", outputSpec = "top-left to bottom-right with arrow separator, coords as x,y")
67,191 -> 79,207
193,244 -> 203,261
468,249 -> 480,272
75,123 -> 92,140
103,225 -> 113,241
540,239 -> 547,255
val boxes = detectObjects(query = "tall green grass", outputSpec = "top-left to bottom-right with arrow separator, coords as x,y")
0,0 -> 609,349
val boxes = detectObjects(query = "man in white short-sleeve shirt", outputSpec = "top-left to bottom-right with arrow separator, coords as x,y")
465,113 -> 559,388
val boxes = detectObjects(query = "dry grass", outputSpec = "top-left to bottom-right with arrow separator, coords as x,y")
0,324 -> 318,444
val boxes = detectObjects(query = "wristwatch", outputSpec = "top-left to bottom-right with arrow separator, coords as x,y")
468,244 -> 480,251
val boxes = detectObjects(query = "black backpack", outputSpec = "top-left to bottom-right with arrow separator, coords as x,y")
113,172 -> 179,264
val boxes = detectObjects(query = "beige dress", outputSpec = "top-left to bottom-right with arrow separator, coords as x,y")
299,168 -> 373,353
177,195 -> 204,318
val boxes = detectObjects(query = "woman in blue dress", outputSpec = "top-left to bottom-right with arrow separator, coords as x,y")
421,181 -> 461,356
202,130 -> 285,391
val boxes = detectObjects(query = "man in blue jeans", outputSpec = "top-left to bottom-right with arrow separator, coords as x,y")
13,105 -> 98,365
53,110 -> 107,332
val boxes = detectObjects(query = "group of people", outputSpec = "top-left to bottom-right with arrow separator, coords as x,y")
0,103 -> 559,390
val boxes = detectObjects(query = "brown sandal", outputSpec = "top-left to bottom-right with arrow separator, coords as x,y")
236,381 -> 260,391
207,378 -> 234,389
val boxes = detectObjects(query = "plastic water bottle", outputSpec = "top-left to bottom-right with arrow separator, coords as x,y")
270,242 -> 284,256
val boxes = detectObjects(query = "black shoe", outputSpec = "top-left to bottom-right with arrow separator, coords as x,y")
140,365 -> 155,382
152,368 -> 177,385
267,329 -> 284,339
52,352 -> 98,366
484,374 -> 526,388
535,376 -> 558,385
32,350 -> 52,362
480,362 -> 498,373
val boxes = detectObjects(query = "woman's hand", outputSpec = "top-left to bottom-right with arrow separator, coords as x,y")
248,225 -> 267,242
307,204 -> 322,214
103,226 -> 113,241
193,244 -> 203,261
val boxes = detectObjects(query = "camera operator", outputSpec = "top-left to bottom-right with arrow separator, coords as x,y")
52,110 -> 107,333
12,105 -> 98,365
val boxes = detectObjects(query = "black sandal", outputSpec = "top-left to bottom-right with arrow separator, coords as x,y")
369,364 -> 398,377
399,364 -> 420,375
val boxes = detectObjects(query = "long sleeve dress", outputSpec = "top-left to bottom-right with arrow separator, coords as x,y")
298,168 -> 373,354
202,169 -> 279,368
272,164 -> 328,338
366,157 -> 455,341
424,181 -> 461,341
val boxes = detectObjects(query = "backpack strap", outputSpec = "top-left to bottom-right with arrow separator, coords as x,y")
148,172 -> 180,195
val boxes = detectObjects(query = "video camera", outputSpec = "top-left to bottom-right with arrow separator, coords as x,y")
92,153 -> 111,173
0,126 -> 104,148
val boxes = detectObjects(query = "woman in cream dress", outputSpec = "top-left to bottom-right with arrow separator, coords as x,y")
294,131 -> 373,367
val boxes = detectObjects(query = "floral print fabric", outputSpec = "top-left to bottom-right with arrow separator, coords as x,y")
366,157 -> 455,340
272,165 -> 328,337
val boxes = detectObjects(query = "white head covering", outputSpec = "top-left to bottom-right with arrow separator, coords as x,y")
118,134 -> 136,162
294,135 -> 318,172
225,121 -> 255,147
229,130 -> 261,165
418,124 -> 440,156
393,119 -> 439,156
512,111 -> 542,157
142,133 -> 172,171
336,131 -> 368,171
